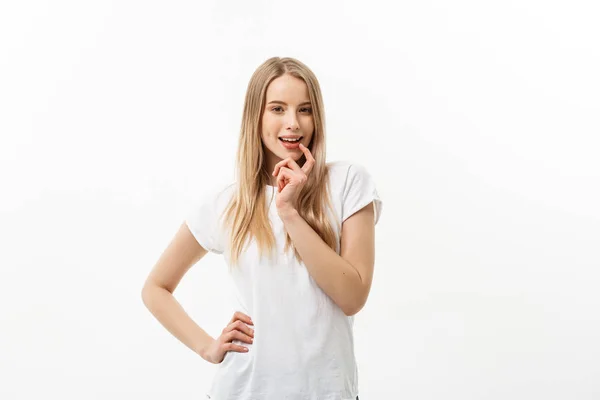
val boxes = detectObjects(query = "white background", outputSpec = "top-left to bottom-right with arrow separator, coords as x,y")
1,0 -> 599,399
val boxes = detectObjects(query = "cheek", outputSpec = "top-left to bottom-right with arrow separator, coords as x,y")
302,116 -> 315,131
262,115 -> 280,136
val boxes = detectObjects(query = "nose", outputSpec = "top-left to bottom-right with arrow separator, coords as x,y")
287,114 -> 299,131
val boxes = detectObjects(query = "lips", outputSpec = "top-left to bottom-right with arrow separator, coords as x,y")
278,136 -> 303,140
279,138 -> 303,149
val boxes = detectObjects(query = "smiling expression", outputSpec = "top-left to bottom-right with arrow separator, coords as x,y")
261,73 -> 314,179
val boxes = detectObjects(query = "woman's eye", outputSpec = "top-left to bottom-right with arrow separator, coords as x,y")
271,106 -> 311,113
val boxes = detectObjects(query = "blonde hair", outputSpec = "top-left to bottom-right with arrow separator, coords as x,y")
221,56 -> 339,267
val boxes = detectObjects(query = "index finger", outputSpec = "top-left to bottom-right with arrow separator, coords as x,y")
229,311 -> 253,326
299,143 -> 315,174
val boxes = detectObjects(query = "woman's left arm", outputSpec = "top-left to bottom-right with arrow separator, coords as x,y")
278,203 -> 376,316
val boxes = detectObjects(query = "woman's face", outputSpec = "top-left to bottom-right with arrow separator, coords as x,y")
261,74 -> 314,177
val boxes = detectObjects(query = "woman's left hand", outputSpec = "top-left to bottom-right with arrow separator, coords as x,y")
272,143 -> 315,214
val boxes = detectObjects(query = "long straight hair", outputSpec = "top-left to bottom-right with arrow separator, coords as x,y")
221,57 -> 339,267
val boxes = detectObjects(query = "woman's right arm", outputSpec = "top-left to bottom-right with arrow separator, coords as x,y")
141,221 -> 215,361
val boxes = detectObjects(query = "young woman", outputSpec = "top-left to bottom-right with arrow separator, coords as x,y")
142,57 -> 382,400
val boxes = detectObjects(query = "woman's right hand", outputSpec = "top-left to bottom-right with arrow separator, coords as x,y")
203,311 -> 255,364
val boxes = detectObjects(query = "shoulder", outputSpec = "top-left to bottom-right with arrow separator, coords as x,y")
214,181 -> 236,201
212,182 -> 237,212
326,160 -> 373,189
326,161 -> 382,225
190,181 -> 236,211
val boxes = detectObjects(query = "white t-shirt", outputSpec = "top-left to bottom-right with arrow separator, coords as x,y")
185,161 -> 382,400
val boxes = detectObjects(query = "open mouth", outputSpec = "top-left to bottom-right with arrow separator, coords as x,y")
279,137 -> 303,143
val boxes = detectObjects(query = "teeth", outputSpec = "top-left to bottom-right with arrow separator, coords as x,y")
281,138 -> 301,142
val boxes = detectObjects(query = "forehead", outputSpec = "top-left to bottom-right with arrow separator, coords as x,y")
265,74 -> 309,101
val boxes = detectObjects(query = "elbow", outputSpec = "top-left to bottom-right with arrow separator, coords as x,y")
142,281 -> 173,309
342,307 -> 358,317
342,298 -> 366,317
342,305 -> 361,317
141,284 -> 153,308
141,282 -> 161,308
341,286 -> 370,316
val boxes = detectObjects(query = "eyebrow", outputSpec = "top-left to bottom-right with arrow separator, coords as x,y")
267,100 -> 312,106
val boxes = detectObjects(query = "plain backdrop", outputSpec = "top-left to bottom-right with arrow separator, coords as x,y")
1,0 -> 599,399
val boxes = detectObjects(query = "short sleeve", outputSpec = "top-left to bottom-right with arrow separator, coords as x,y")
184,185 -> 230,255
341,163 -> 383,225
